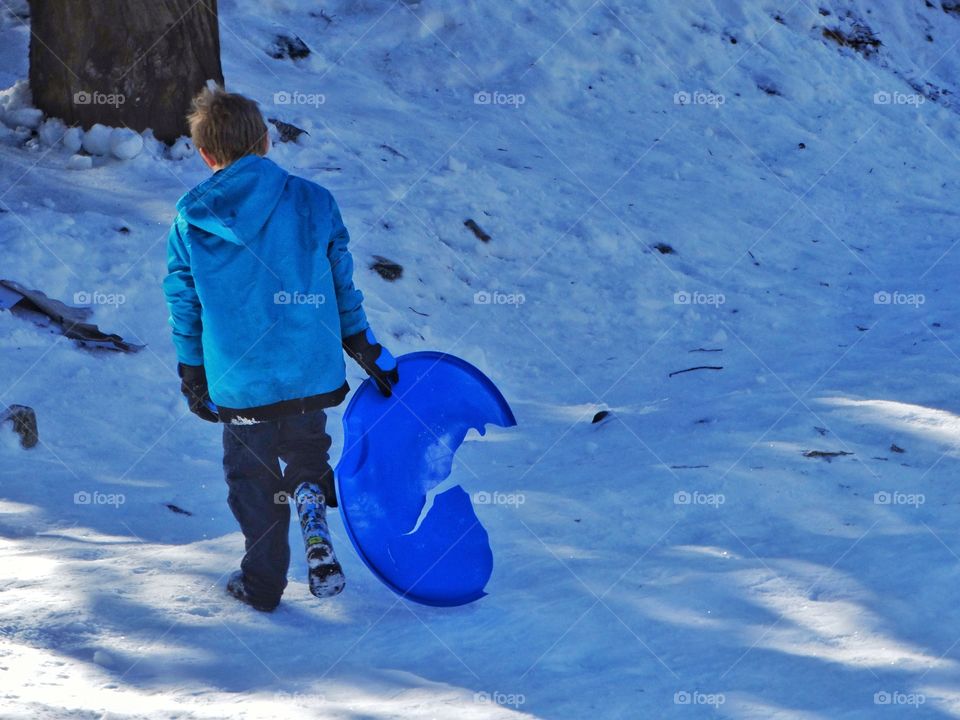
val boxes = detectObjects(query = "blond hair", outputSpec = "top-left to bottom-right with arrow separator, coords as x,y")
187,86 -> 268,166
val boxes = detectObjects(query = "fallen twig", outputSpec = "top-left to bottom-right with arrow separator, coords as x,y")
803,450 -> 853,461
464,219 -> 491,242
668,365 -> 723,378
1,405 -> 38,448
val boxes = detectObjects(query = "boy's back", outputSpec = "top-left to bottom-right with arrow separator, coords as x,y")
165,154 -> 367,420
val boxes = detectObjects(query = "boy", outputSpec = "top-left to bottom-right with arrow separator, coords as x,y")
162,87 -> 399,612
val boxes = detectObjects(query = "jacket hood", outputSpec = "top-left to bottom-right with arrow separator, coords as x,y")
176,155 -> 289,244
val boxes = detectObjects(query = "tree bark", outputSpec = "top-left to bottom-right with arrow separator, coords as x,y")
28,0 -> 224,143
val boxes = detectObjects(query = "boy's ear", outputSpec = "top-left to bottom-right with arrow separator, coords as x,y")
198,146 -> 218,170
261,134 -> 270,156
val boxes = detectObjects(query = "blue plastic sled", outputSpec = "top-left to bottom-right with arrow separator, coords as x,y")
335,352 -> 516,607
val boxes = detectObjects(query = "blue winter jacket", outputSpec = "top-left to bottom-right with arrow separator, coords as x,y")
162,154 -> 369,418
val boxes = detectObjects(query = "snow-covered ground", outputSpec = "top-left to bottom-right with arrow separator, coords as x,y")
4,0 -> 960,717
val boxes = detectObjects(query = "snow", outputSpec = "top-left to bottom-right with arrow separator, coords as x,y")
66,154 -> 93,171
169,136 -> 195,161
2,0 -> 960,718
37,117 -> 66,147
109,128 -> 144,161
4,106 -> 42,130
80,123 -> 113,156
61,126 -> 83,154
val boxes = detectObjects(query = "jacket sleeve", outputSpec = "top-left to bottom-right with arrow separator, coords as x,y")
326,191 -> 369,339
162,217 -> 205,366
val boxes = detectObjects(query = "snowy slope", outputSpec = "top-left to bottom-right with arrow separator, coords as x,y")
4,0 -> 960,717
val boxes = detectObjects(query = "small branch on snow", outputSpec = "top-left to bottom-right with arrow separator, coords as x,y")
464,219 -> 491,242
668,365 -> 723,378
803,450 -> 853,462
0,405 -> 38,448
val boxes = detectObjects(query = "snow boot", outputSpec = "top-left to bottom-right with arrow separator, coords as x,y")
294,482 -> 346,598
226,570 -> 278,612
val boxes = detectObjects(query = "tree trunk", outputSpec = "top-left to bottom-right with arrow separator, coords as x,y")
28,0 -> 224,143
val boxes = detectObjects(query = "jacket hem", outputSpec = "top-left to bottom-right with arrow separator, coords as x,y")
216,381 -> 349,424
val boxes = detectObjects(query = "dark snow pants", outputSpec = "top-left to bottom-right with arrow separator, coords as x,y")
222,409 -> 334,607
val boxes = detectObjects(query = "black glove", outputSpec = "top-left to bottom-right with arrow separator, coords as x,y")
343,328 -> 399,397
178,363 -> 219,423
